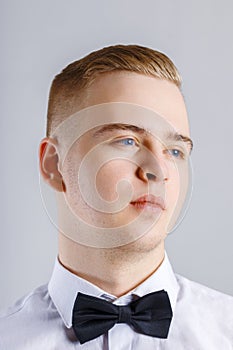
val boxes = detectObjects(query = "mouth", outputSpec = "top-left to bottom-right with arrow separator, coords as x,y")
130,194 -> 165,212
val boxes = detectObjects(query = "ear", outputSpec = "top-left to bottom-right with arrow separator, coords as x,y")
39,137 -> 66,192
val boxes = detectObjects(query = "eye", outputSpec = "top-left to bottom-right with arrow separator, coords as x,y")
167,149 -> 185,159
114,137 -> 139,147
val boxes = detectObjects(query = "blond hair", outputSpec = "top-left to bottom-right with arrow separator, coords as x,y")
46,44 -> 182,136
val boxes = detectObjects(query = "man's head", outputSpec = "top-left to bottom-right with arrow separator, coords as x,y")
40,44 -> 192,254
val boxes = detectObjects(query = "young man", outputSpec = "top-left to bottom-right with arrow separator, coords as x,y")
1,45 -> 232,349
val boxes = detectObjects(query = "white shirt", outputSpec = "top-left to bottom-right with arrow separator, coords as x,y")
0,253 -> 233,349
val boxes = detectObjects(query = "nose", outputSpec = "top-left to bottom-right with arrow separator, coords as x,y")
136,152 -> 169,183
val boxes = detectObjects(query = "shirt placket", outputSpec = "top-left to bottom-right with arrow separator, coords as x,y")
107,294 -> 135,350
108,323 -> 135,350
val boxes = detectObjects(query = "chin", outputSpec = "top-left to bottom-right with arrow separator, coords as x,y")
114,225 -> 166,255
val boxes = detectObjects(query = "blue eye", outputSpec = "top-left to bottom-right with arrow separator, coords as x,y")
116,138 -> 138,146
168,149 -> 183,158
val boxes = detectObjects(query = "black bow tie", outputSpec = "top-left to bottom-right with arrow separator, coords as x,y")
72,290 -> 173,344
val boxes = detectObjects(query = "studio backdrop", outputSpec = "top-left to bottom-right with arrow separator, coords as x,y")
1,0 -> 233,310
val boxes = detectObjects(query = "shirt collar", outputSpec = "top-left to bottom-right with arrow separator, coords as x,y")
131,252 -> 179,314
48,252 -> 179,328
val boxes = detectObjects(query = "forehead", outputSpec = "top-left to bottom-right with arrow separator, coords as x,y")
77,72 -> 190,136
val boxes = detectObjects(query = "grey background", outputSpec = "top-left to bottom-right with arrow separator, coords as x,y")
1,0 -> 232,311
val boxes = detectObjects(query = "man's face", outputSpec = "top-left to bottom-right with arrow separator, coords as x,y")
54,72 -> 192,250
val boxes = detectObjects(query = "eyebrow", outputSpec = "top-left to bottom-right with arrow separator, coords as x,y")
93,123 -> 147,136
92,123 -> 193,152
166,130 -> 193,152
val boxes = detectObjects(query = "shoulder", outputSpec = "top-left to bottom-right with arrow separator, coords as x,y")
175,273 -> 233,335
0,284 -> 50,320
175,273 -> 233,306
0,284 -> 61,348
165,274 -> 233,348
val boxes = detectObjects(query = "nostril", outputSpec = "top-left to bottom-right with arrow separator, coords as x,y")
136,167 -> 165,183
146,172 -> 156,181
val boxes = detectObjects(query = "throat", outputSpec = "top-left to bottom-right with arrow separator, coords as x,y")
58,235 -> 165,298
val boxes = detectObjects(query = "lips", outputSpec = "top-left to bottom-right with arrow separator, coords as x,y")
130,194 -> 165,210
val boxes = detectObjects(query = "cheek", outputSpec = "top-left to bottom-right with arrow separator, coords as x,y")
96,160 -> 134,202
166,162 -> 189,209
166,164 -> 182,203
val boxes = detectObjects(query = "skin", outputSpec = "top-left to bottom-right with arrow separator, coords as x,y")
39,72 -> 191,297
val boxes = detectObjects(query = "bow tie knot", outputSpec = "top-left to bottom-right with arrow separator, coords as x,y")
117,305 -> 132,323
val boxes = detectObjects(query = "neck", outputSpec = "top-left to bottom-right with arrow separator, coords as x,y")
58,233 -> 165,297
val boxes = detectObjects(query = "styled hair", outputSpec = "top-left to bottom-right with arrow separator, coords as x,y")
46,44 -> 182,136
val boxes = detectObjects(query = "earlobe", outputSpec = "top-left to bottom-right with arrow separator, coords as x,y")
39,137 -> 65,192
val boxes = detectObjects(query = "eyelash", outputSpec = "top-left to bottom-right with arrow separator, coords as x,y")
112,137 -> 186,159
114,137 -> 139,147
